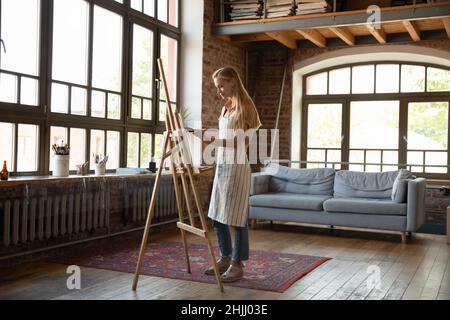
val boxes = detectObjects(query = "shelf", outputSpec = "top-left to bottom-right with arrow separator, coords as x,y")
213,2 -> 450,48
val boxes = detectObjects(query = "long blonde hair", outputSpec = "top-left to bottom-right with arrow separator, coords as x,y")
212,67 -> 262,131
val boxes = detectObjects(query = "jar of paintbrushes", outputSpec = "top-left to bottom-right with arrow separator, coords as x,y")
93,154 -> 108,176
52,141 -> 70,177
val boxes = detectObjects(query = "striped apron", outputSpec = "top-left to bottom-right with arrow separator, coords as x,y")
207,112 -> 252,227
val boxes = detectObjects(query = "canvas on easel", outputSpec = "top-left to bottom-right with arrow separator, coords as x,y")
132,59 -> 224,292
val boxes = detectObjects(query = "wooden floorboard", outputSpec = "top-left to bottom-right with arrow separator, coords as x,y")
0,223 -> 448,300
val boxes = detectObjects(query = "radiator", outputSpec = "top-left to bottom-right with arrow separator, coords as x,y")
123,175 -> 185,224
0,186 -> 110,247
0,175 -> 183,248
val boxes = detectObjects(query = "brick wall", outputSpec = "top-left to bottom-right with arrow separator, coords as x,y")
247,48 -> 294,162
426,188 -> 450,225
202,0 -> 246,129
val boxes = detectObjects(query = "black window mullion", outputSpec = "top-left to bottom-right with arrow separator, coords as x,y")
399,98 -> 408,170
138,132 -> 141,167
86,129 -> 91,171
17,76 -> 21,105
167,0 -> 170,24
87,2 -> 94,118
13,123 -> 18,172
374,63 -> 377,93
104,129 -> 107,163
68,85 -> 72,115
153,28 -> 160,125
122,15 -> 132,168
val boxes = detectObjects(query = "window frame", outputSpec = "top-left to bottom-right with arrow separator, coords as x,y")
0,0 -> 181,176
301,61 -> 450,179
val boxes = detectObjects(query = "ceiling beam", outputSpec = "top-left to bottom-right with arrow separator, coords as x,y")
216,35 -> 231,42
402,20 -> 421,41
265,31 -> 297,49
213,3 -> 450,36
443,17 -> 450,38
367,25 -> 387,44
231,33 -> 273,42
296,29 -> 326,48
329,27 -> 355,46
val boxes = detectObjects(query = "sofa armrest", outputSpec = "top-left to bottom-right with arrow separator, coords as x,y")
406,178 -> 427,232
250,173 -> 270,196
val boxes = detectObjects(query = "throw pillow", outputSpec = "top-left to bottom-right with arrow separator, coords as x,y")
391,169 -> 413,203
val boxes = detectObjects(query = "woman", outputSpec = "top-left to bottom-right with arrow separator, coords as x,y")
204,67 -> 261,282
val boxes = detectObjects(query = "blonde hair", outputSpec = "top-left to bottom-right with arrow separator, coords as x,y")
212,67 -> 262,131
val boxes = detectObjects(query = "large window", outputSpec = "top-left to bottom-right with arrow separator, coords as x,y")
130,0 -> 179,27
0,0 -> 180,175
302,62 -> 450,178
0,0 -> 40,106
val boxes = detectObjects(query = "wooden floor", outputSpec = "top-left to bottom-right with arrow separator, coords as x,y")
0,222 -> 449,300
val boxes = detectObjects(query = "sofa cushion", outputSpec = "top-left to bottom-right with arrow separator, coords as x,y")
334,170 -> 399,199
264,164 -> 335,195
249,192 -> 332,211
323,198 -> 407,216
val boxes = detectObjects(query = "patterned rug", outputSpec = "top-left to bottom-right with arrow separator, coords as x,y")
50,239 -> 330,293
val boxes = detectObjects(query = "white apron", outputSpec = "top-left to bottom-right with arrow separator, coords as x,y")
207,111 -> 252,227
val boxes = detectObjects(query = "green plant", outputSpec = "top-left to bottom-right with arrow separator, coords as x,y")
178,105 -> 192,123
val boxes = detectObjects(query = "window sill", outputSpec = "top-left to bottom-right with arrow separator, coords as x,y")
0,172 -> 158,187
426,179 -> 450,187
0,166 -> 214,187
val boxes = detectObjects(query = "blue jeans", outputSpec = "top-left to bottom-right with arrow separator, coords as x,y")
213,220 -> 249,262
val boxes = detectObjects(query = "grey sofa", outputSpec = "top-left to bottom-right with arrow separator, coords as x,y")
249,164 -> 427,242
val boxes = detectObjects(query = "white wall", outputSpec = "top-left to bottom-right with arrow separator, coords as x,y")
180,0 -> 204,165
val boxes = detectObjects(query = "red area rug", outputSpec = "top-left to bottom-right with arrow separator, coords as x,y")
50,239 -> 330,293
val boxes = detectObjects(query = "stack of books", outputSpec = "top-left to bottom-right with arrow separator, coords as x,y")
265,0 -> 296,18
295,0 -> 332,15
227,0 -> 264,21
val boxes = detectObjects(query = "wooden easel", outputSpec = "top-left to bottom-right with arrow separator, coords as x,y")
132,59 -> 224,292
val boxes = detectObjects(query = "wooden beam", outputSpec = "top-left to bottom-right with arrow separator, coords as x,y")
367,25 -> 387,44
329,27 -> 355,46
296,29 -> 326,48
216,35 -> 231,42
443,18 -> 450,39
231,33 -> 273,42
402,20 -> 421,41
266,31 -> 297,49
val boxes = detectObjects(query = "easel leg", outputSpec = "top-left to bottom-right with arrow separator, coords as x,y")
170,162 -> 191,274
185,165 -> 224,292
132,134 -> 170,291
180,172 -> 196,227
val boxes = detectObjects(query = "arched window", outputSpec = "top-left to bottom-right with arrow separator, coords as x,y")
301,62 -> 450,179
